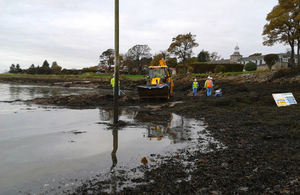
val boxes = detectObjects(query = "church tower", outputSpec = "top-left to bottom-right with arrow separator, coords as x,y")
230,44 -> 243,63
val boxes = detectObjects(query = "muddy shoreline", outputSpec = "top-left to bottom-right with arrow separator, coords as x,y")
2,71 -> 300,194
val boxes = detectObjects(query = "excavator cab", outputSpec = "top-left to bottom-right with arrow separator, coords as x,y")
137,59 -> 174,99
149,67 -> 167,85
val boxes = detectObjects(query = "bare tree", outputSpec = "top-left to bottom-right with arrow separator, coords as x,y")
126,44 -> 151,74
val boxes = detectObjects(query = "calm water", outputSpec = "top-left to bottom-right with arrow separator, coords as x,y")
0,83 -> 223,194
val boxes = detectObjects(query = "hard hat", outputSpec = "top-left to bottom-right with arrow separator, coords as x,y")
194,79 -> 197,81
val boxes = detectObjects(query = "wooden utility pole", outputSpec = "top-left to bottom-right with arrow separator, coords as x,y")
113,0 -> 119,124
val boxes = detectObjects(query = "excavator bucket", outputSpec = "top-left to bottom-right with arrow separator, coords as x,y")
137,84 -> 170,99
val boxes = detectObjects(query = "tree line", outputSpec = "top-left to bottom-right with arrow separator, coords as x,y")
10,32 -> 221,76
99,33 -> 221,76
10,32 -> 220,76
9,60 -> 96,75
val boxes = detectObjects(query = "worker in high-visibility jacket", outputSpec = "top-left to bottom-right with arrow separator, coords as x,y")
204,76 -> 213,96
110,74 -> 120,96
192,79 -> 199,96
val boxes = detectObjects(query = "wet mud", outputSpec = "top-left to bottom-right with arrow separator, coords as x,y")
4,69 -> 300,194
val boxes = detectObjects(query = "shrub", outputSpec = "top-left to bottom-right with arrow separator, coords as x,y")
214,65 -> 226,73
273,67 -> 298,79
264,54 -> 279,69
244,62 -> 257,71
220,66 -> 226,72
190,62 -> 244,73
177,67 -> 184,74
187,66 -> 194,73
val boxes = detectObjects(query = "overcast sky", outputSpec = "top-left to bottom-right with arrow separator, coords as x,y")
0,0 -> 285,73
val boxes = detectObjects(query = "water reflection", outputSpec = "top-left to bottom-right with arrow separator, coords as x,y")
134,111 -> 194,143
110,129 -> 118,194
111,130 -> 118,171
99,108 -> 197,145
101,108 -> 215,193
136,112 -> 173,141
101,108 -> 200,174
99,108 -> 138,122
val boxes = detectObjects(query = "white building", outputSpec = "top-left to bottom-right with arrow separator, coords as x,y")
213,45 -> 296,70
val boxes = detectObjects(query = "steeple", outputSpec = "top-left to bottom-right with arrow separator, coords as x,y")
233,44 -> 240,55
230,44 -> 242,63
234,44 -> 239,53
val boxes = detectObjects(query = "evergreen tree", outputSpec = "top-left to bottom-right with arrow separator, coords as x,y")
27,64 -> 37,74
42,60 -> 50,68
41,60 -> 51,74
9,64 -> 16,73
16,64 -> 22,73
197,50 -> 207,62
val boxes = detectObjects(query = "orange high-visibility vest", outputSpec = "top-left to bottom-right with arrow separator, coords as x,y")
206,80 -> 212,87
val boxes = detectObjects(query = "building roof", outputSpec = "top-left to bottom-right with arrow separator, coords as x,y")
232,52 -> 241,56
232,45 -> 242,56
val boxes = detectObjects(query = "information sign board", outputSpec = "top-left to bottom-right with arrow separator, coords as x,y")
272,93 -> 297,107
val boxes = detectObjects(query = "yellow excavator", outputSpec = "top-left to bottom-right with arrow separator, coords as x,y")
137,59 -> 174,99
